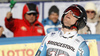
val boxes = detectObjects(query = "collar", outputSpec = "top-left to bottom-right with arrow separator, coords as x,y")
59,30 -> 78,39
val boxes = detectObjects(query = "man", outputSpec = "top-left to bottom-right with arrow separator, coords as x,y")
0,26 -> 6,38
96,10 -> 100,34
5,3 -> 45,37
42,5 -> 61,34
35,4 -> 89,56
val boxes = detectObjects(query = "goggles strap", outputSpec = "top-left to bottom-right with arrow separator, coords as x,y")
62,24 -> 71,29
62,24 -> 77,30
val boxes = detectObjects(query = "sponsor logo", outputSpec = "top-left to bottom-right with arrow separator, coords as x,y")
78,48 -> 84,56
39,45 -> 43,51
21,26 -> 27,31
47,40 -> 75,52
75,39 -> 80,42
37,29 -> 42,33
51,33 -> 55,36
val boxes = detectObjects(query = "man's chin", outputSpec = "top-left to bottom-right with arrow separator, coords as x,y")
53,20 -> 58,23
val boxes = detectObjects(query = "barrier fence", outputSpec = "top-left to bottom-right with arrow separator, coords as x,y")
0,34 -> 100,56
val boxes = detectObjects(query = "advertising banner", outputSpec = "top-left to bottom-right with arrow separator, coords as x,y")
0,43 -> 41,56
0,36 -> 100,56
97,41 -> 100,56
87,39 -> 98,56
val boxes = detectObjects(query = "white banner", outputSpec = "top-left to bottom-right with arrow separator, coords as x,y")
44,1 -> 100,20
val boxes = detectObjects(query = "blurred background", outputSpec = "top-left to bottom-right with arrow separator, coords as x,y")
0,0 -> 100,56
0,0 -> 99,3
0,0 -> 98,3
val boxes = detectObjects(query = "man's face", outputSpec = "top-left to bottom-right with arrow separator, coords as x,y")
63,11 -> 78,27
86,10 -> 96,19
49,13 -> 59,23
25,13 -> 37,24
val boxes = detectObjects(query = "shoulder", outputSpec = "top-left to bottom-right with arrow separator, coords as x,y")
76,41 -> 89,56
14,18 -> 22,22
10,18 -> 22,24
79,41 -> 88,48
41,31 -> 58,43
42,18 -> 52,25
75,35 -> 84,42
42,18 -> 48,23
13,18 -> 22,20
77,35 -> 87,47
35,21 -> 44,27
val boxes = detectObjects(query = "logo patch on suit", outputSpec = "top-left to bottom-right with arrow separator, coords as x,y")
78,48 -> 84,56
47,40 -> 75,52
21,26 -> 27,31
37,29 -> 42,33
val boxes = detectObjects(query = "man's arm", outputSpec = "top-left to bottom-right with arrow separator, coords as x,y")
35,43 -> 47,56
35,35 -> 48,56
5,12 -> 16,32
76,41 -> 90,56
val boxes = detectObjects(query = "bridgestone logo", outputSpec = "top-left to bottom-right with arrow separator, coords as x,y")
47,40 -> 75,52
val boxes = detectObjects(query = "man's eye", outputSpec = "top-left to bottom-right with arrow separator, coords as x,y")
66,16 -> 70,19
